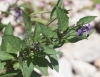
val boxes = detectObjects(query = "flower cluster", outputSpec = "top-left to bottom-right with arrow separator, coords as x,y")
78,24 -> 92,36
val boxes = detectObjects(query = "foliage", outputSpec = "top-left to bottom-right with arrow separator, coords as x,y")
0,0 -> 96,77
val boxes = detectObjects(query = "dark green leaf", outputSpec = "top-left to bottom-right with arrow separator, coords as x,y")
66,35 -> 87,43
0,62 -> 6,70
22,11 -> 32,35
20,3 -> 30,8
56,7 -> 69,32
4,23 -> 13,35
39,23 -> 53,39
23,62 -> 34,77
0,24 -> 6,31
0,69 -> 20,77
30,71 -> 41,77
49,55 -> 59,72
33,57 -> 48,76
2,11 -> 11,15
0,52 -> 14,60
2,35 -> 21,52
1,23 -> 16,53
33,22 -> 41,42
43,45 -> 62,55
77,16 -> 97,25
51,0 -> 63,19
88,28 -> 95,37
18,57 -> 34,77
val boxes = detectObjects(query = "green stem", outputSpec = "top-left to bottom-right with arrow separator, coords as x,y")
46,18 -> 57,26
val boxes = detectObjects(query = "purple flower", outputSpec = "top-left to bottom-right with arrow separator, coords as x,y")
39,1 -> 45,7
4,0 -> 8,3
95,4 -> 100,10
63,1 -> 68,6
78,24 -> 92,36
15,8 -> 22,23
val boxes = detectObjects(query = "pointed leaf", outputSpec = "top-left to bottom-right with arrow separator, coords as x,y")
51,0 -> 63,19
56,7 -> 69,32
0,62 -> 6,70
39,23 -> 53,39
4,23 -> 13,35
0,24 -> 6,31
2,35 -> 21,52
22,11 -> 32,35
1,23 -> 15,53
42,45 -> 62,55
33,57 -> 48,76
0,52 -> 14,60
77,16 -> 97,25
23,62 -> 34,77
33,22 -> 41,42
49,55 -> 59,72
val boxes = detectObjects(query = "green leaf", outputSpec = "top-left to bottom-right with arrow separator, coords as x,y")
33,22 -> 41,42
2,11 -> 11,15
33,57 -> 48,76
4,23 -> 13,35
1,23 -> 16,53
31,18 -> 47,24
0,24 -> 6,31
56,7 -> 69,32
2,35 -> 21,52
30,71 -> 41,77
51,0 -> 63,19
42,45 -> 62,55
66,35 -> 87,43
22,11 -> 32,35
0,69 -> 19,77
39,23 -> 53,39
0,73 -> 17,77
77,16 -> 97,25
13,62 -> 20,70
88,28 -> 95,37
0,62 -> 6,70
18,57 -> 34,77
20,3 -> 30,8
50,25 -> 58,31
23,62 -> 34,77
0,52 -> 14,60
44,49 -> 62,55
49,55 -> 59,72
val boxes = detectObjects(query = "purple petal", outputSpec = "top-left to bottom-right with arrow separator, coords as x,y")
87,24 -> 91,30
96,4 -> 100,10
78,29 -> 82,36
85,30 -> 89,36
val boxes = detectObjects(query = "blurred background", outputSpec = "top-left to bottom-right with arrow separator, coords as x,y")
0,0 -> 100,77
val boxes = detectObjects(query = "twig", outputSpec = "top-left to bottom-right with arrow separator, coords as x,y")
46,18 -> 57,26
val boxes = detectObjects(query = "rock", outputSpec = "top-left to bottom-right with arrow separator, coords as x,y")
0,1 -> 9,12
93,71 -> 100,77
69,59 -> 97,77
1,15 -> 16,25
94,58 -> 100,68
74,74 -> 82,77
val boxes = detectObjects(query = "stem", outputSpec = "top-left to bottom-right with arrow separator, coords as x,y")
30,11 -> 50,16
46,18 -> 57,26
54,24 -> 76,42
